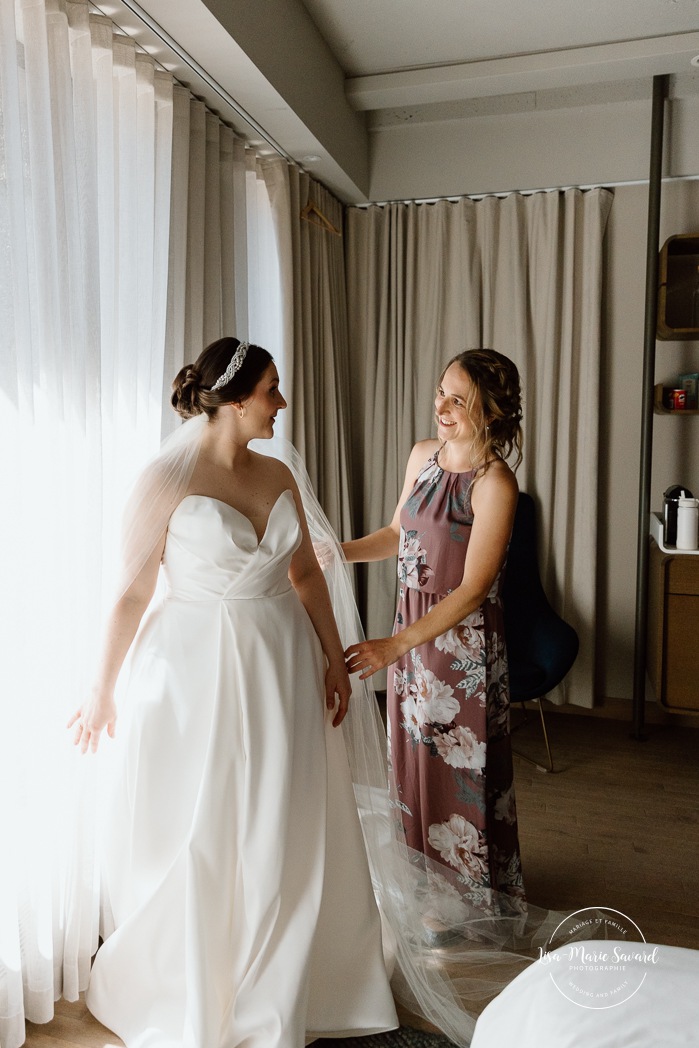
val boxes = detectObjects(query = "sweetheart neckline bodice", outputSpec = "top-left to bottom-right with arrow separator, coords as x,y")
163,489 -> 300,601
175,489 -> 294,550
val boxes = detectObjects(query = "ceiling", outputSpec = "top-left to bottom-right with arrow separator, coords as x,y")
300,0 -> 699,78
300,0 -> 699,116
98,0 -> 699,201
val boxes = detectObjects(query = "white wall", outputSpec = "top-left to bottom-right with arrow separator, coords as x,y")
369,99 -> 654,200
368,87 -> 699,201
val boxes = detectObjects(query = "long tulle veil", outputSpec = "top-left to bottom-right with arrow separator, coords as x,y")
114,415 -> 564,1045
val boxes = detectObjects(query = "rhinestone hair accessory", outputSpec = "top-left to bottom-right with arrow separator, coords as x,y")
210,341 -> 250,391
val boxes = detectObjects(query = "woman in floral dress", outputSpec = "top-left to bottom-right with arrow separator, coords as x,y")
344,349 -> 525,916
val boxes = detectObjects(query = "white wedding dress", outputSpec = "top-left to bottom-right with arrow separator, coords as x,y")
86,490 -> 398,1048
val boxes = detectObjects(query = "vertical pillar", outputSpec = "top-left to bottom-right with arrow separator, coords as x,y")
632,74 -> 669,739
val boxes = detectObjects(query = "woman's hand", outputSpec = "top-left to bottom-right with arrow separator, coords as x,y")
345,635 -> 404,680
312,540 -> 335,571
67,688 -> 117,754
325,659 -> 352,727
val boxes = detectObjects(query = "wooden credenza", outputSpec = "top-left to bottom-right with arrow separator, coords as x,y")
647,536 -> 699,711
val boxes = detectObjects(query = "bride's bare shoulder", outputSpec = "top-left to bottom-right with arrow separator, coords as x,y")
249,450 -> 296,491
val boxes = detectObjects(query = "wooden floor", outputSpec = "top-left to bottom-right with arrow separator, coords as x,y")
513,708 -> 699,951
22,710 -> 699,1047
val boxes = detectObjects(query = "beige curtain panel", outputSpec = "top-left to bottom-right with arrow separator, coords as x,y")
345,188 -> 613,708
264,160 -> 353,538
163,97 -> 277,438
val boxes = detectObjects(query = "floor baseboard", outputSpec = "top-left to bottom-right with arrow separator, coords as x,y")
542,695 -> 699,728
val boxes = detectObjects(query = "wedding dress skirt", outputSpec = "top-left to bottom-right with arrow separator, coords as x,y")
86,492 -> 398,1047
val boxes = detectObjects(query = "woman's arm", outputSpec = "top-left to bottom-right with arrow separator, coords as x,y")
341,439 -> 439,563
287,478 -> 352,727
341,526 -> 398,564
346,462 -> 518,679
67,533 -> 165,753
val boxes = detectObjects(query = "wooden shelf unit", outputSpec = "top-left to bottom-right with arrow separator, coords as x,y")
653,383 -> 699,415
647,537 -> 699,713
657,233 -> 699,340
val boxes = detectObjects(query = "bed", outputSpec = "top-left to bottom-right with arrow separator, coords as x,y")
471,939 -> 699,1048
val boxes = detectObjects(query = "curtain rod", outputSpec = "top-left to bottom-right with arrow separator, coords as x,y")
93,0 -> 295,164
352,174 -> 699,208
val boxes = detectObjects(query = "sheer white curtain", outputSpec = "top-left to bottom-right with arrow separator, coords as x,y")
345,189 -> 613,706
0,3 -> 282,1045
0,3 -> 174,1043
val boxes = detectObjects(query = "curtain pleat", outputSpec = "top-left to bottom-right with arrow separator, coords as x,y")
162,83 -> 191,423
184,99 -> 207,354
261,157 -> 294,435
219,126 -> 237,336
345,189 -> 612,706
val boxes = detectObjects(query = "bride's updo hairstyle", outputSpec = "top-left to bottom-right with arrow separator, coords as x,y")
171,336 -> 273,420
440,348 -> 523,472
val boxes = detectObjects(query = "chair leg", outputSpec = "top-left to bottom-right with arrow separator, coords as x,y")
512,698 -> 554,773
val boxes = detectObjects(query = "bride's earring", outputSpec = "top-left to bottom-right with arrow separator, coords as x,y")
238,407 -> 246,419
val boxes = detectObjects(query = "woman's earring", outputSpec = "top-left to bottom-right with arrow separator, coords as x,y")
238,407 -> 246,419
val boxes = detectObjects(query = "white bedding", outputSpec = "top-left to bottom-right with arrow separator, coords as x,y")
471,940 -> 699,1048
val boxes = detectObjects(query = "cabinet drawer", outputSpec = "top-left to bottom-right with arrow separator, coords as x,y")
664,594 -> 699,710
666,556 -> 699,595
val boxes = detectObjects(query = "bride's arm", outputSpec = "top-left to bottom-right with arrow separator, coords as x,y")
287,484 -> 351,728
67,532 -> 166,754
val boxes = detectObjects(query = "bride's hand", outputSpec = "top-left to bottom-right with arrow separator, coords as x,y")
325,660 -> 351,728
67,688 -> 117,754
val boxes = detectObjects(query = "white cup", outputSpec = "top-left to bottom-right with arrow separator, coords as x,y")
676,496 -> 699,550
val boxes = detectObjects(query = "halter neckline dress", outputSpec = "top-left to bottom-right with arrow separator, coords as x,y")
388,450 -> 526,912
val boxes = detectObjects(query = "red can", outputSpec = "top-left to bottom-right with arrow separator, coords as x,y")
664,388 -> 687,410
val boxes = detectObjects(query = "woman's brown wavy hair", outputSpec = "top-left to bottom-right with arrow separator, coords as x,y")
439,349 -> 523,472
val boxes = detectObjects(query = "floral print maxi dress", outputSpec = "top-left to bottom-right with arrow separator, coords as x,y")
388,451 -> 526,912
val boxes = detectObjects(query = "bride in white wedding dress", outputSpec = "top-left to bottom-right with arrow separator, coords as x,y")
68,337 -> 398,1048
